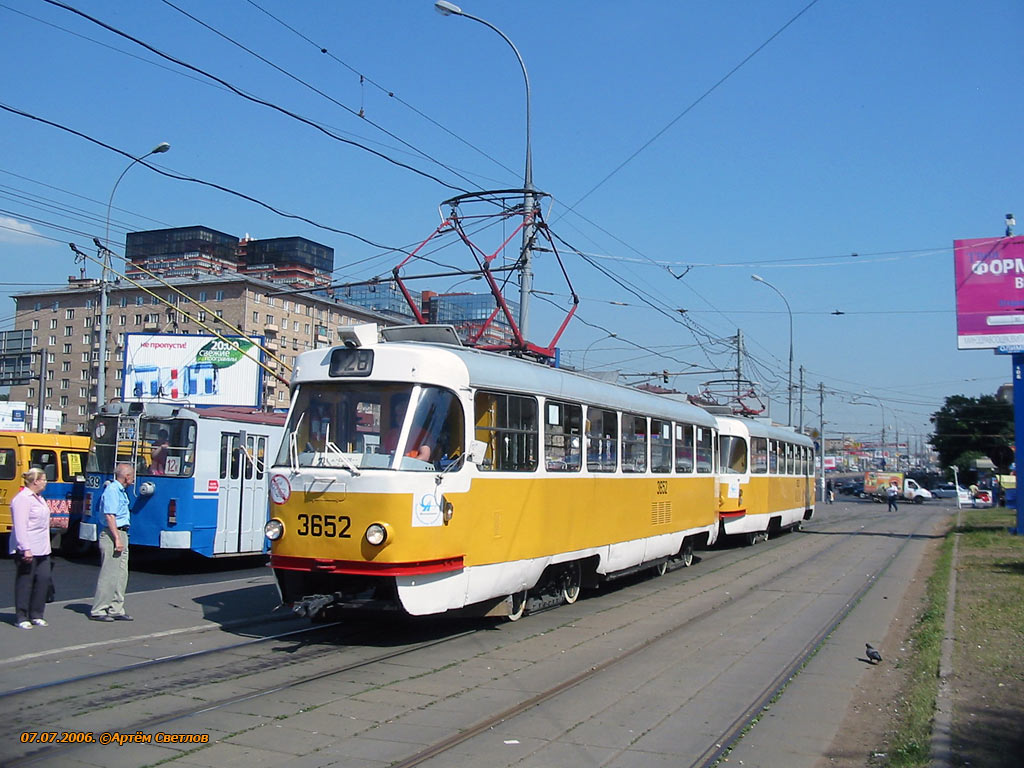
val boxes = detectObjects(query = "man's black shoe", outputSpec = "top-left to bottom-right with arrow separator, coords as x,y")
111,614 -> 134,621
89,614 -> 114,622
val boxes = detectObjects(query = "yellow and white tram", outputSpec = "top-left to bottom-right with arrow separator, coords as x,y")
264,324 -> 730,619
715,413 -> 815,544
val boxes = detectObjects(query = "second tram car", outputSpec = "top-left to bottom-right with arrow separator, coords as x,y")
715,413 -> 815,544
82,402 -> 286,557
265,325 -> 814,620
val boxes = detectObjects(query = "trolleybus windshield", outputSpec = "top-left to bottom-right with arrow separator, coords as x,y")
87,416 -> 197,477
276,382 -> 465,472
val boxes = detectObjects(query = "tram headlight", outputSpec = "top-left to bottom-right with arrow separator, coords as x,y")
365,523 -> 389,547
264,518 -> 285,541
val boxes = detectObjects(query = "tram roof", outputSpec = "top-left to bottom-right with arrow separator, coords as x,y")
295,334 -> 718,427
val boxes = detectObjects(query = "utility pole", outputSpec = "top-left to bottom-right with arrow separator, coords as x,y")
798,365 -> 805,433
36,349 -> 47,432
735,329 -> 743,399
819,382 -> 825,501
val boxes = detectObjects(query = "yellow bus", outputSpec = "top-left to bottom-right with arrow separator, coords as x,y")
0,432 -> 91,553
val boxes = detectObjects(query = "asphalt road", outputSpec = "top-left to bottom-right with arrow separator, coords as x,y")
0,542 -> 269,606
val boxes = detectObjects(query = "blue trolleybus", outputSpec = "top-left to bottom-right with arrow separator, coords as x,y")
81,402 -> 286,557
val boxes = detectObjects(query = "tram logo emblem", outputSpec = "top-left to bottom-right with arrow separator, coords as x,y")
413,493 -> 443,527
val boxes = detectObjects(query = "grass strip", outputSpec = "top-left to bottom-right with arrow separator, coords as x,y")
886,526 -> 954,767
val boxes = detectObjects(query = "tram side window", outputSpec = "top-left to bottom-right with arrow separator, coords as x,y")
720,436 -> 748,474
0,449 -> 15,481
695,428 -> 714,473
651,419 -> 672,474
586,408 -> 618,472
768,440 -> 778,474
30,450 -> 58,482
751,437 -> 768,474
621,414 -> 647,473
784,443 -> 793,475
61,450 -> 87,481
474,391 -> 538,472
544,400 -> 582,472
674,423 -> 694,473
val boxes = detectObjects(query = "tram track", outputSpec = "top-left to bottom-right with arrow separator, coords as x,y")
384,505 -> 942,768
4,502 -> 944,768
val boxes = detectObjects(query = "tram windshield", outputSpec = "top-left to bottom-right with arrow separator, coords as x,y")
275,383 -> 465,472
87,416 -> 197,477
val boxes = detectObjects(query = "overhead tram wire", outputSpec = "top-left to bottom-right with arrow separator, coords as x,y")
0,103 -> 412,254
242,0 -> 520,182
158,0 -> 493,193
40,0 -> 474,197
0,4 -> 505,189
0,169 -> 174,231
561,0 -> 823,214
531,293 -> 712,371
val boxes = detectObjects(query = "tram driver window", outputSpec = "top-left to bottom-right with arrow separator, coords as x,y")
544,401 -> 582,472
720,435 -> 748,474
402,387 -> 465,471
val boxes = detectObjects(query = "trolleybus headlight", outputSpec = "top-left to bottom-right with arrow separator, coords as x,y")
264,518 -> 285,541
365,523 -> 389,546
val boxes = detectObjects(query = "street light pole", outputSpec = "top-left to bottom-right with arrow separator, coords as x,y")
96,142 -> 170,408
580,332 -> 616,371
751,274 -> 793,426
435,1 -> 535,339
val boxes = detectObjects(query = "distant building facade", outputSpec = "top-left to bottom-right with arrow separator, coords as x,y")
9,273 -> 390,433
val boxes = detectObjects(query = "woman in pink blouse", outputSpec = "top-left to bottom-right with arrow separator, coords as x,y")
9,467 -> 52,629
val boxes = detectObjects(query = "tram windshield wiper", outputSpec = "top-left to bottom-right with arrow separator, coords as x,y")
322,423 -> 361,476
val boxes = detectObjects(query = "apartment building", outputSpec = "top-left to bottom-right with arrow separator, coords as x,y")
9,273 -> 391,433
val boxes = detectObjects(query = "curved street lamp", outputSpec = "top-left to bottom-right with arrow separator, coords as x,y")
580,332 -> 616,371
751,274 -> 793,426
434,1 -> 536,339
96,142 -> 171,407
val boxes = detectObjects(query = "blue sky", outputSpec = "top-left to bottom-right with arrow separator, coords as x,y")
1,0 -> 1021,449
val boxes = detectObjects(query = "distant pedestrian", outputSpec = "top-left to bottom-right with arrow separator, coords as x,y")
886,480 -> 899,513
826,479 -> 834,504
90,463 -> 135,622
9,468 -> 53,629
969,483 -> 979,508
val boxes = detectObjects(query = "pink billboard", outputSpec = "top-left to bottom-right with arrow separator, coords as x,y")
954,235 -> 1024,349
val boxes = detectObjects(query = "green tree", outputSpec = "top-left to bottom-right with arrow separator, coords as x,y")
930,395 -> 1013,472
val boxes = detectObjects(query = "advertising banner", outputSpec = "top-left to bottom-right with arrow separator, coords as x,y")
122,333 -> 264,407
954,235 -> 1024,349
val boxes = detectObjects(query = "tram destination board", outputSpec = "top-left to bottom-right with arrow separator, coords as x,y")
329,348 -> 374,377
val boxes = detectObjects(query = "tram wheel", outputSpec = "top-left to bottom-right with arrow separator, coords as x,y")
654,560 -> 668,577
507,589 -> 528,621
680,539 -> 694,567
561,562 -> 582,604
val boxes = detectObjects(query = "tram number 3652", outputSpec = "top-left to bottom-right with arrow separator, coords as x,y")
296,513 -> 352,538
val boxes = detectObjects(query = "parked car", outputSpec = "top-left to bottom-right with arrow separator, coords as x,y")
932,483 -> 970,502
838,480 -> 864,497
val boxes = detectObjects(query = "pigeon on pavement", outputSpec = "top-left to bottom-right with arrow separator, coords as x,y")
865,643 -> 883,664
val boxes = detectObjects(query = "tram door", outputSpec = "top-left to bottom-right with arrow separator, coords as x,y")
216,431 -> 269,554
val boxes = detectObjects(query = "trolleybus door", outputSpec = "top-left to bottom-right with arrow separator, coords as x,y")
215,431 -> 268,554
